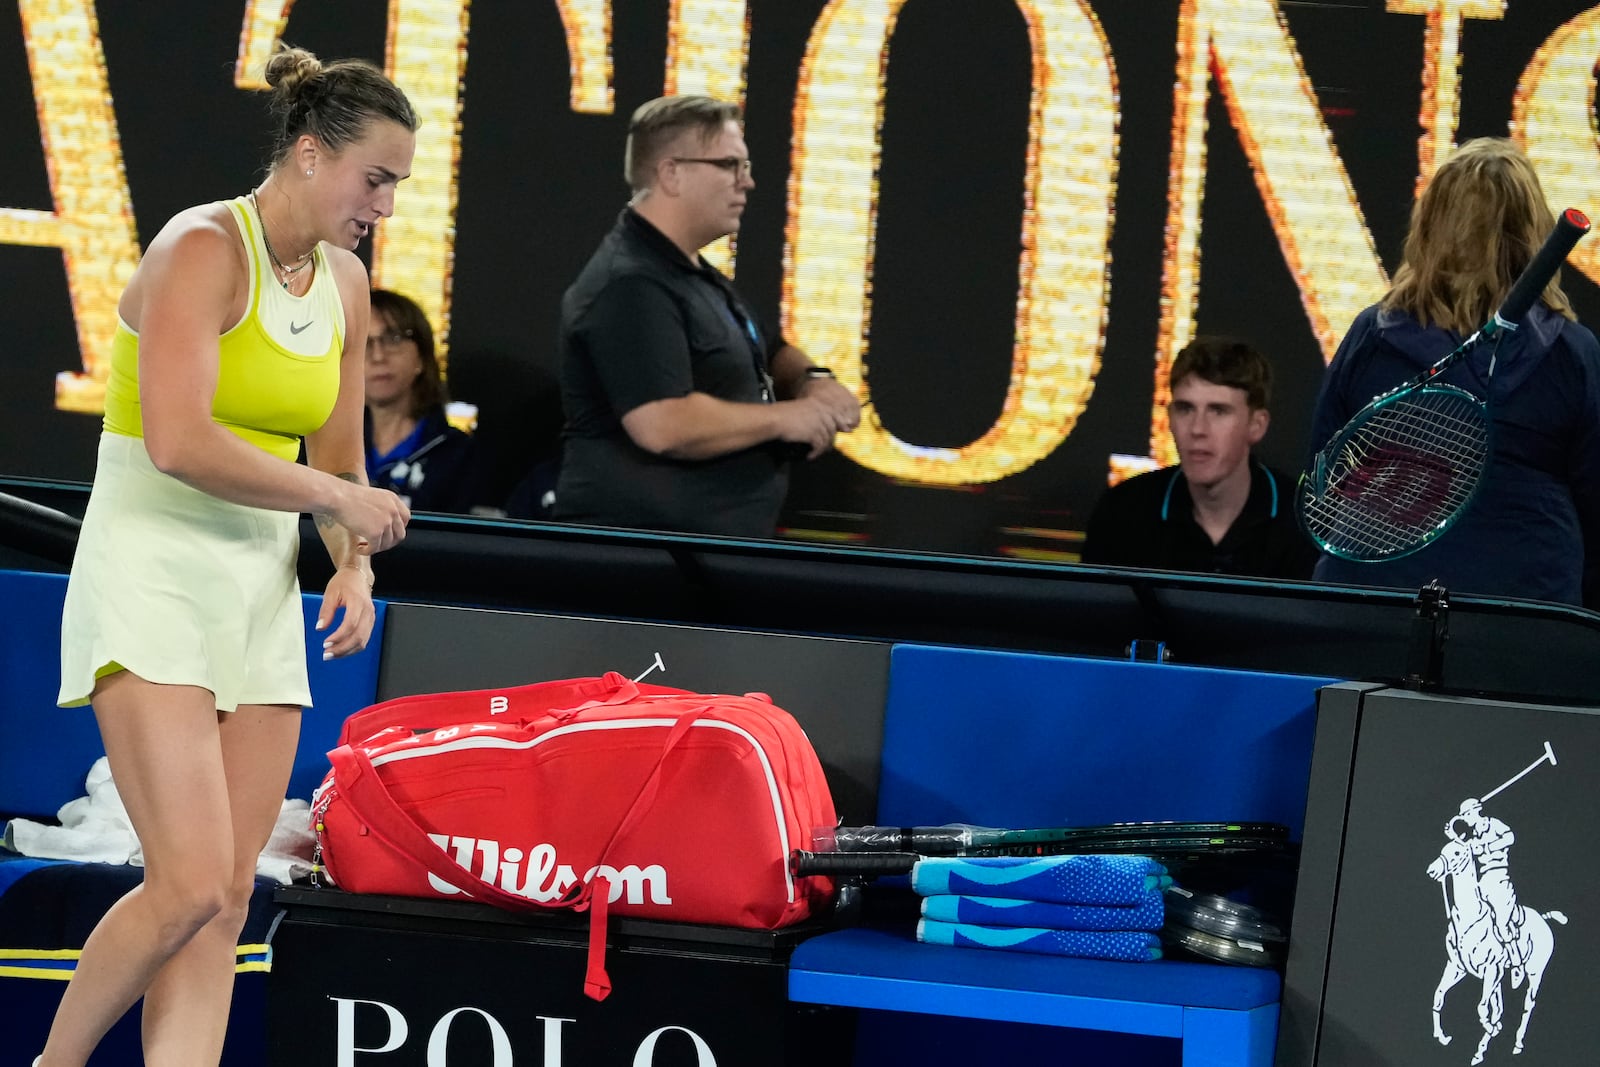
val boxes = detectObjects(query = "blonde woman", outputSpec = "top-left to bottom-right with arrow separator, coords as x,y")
1308,137 -> 1600,606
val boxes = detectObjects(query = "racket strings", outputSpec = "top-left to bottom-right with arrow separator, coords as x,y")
1339,402 -> 1481,515
1303,388 -> 1489,559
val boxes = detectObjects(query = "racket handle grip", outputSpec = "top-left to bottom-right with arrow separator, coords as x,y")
818,824 -> 985,852
789,849 -> 918,876
1494,208 -> 1590,329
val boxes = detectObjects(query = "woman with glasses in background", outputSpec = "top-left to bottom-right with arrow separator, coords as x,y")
365,288 -> 497,514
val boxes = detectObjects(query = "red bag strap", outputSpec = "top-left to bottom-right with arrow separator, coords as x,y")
325,706 -> 709,1001
586,709 -> 705,858
570,709 -> 707,998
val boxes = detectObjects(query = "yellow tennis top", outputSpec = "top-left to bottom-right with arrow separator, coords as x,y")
103,196 -> 345,462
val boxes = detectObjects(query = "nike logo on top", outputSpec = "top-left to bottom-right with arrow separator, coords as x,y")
290,320 -> 313,334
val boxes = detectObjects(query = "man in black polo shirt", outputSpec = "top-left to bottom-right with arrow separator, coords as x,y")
1080,337 -> 1317,579
554,95 -> 860,537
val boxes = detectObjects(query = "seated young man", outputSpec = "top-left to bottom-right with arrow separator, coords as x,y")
1080,337 -> 1317,579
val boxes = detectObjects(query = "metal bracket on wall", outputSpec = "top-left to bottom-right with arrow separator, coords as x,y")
1124,638 -> 1173,664
1404,580 -> 1450,691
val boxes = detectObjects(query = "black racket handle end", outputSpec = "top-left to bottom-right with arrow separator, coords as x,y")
1494,208 -> 1590,329
790,849 -> 917,877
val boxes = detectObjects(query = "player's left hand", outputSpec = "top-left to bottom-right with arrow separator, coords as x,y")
317,564 -> 376,659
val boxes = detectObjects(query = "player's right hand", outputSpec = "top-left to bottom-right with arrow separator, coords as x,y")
333,481 -> 411,553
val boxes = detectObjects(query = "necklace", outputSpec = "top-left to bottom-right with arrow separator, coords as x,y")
249,191 -> 313,290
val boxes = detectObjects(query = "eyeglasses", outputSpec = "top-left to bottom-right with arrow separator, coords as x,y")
672,156 -> 753,178
365,329 -> 414,351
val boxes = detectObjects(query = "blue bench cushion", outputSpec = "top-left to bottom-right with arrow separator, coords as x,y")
821,646 -> 1314,1047
791,928 -> 1280,1014
878,645 -> 1333,836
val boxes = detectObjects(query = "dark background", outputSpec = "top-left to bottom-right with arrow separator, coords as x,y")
3,0 -> 1597,558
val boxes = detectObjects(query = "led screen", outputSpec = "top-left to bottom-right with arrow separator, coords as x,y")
4,0 -> 1598,558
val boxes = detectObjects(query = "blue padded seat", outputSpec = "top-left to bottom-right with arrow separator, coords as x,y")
791,928 -> 1280,1022
790,931 -> 1283,1065
788,644 -> 1331,1067
875,645 -> 1330,836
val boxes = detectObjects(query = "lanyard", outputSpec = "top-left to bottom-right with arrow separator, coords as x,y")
715,287 -> 775,404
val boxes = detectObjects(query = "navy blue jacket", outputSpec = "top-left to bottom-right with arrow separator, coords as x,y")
366,407 -> 496,515
1308,303 -> 1600,607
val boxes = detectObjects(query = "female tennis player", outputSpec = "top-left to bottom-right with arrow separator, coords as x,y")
39,44 -> 415,1067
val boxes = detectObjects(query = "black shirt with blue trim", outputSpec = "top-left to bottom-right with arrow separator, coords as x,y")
1080,458 -> 1318,579
554,208 -> 787,537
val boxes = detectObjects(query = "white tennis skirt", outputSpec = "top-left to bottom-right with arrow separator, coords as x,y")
58,432 -> 313,712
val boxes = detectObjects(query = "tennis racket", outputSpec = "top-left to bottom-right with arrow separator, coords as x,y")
1301,208 -> 1591,561
792,820 -> 1291,876
814,820 -> 1286,854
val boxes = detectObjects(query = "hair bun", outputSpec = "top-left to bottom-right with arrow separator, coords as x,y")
264,43 -> 322,94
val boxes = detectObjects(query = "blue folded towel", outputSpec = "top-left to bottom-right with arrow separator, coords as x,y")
917,918 -> 1162,962
920,890 -> 1164,932
910,854 -> 1170,905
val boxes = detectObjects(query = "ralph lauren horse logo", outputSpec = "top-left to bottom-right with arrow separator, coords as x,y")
1425,742 -> 1567,1064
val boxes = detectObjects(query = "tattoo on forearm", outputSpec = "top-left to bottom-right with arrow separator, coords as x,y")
315,472 -> 366,530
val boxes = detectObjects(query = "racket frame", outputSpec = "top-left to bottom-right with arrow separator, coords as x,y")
1302,377 -> 1495,561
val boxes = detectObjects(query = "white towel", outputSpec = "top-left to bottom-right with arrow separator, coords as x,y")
4,758 -> 140,865
2,757 -> 317,885
257,799 -> 316,884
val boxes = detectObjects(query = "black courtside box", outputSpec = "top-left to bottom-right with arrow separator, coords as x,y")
1278,683 -> 1600,1066
267,887 -> 850,1066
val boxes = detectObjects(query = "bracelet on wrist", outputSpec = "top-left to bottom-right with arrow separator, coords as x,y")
341,563 -> 375,590
803,367 -> 835,380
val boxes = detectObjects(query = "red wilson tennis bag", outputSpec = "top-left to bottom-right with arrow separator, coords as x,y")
312,673 -> 837,1000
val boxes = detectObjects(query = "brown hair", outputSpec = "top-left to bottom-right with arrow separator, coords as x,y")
264,44 -> 418,165
624,95 -> 742,192
369,288 -> 446,418
1170,337 -> 1273,411
1383,137 -> 1575,334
